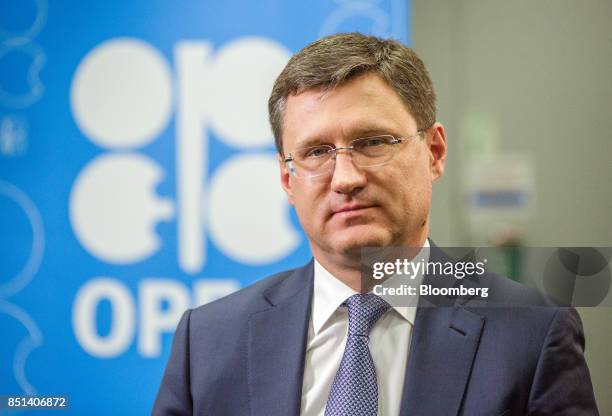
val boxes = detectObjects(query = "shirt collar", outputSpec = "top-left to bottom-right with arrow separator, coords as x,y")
312,239 -> 430,335
312,259 -> 357,335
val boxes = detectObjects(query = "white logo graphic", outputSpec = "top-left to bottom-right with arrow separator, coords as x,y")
69,37 -> 301,272
71,38 -> 173,149
70,153 -> 174,264
208,153 -> 299,264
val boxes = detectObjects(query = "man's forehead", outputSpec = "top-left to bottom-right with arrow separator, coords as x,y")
290,73 -> 391,104
282,74 -> 416,148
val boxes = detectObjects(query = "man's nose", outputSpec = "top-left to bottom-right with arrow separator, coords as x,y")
330,151 -> 367,194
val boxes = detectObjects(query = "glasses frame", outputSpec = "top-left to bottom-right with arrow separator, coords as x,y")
283,131 -> 425,178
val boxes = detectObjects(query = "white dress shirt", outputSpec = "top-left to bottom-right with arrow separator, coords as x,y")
300,241 -> 429,416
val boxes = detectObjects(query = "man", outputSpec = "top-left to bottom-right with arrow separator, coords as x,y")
153,33 -> 598,415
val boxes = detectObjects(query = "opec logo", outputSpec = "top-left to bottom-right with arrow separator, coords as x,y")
69,37 -> 301,272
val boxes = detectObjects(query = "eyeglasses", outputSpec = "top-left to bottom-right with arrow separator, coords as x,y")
283,132 -> 424,178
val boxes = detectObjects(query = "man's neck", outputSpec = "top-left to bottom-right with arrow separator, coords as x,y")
311,235 -> 429,292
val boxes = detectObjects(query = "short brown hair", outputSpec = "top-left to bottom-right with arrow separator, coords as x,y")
268,32 -> 437,154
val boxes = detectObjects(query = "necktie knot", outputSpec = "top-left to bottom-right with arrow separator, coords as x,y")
345,293 -> 390,337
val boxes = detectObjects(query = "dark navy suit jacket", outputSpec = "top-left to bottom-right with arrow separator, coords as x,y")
152,247 -> 599,415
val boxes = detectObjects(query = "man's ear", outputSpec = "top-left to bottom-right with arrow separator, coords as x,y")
427,122 -> 447,181
278,155 -> 295,205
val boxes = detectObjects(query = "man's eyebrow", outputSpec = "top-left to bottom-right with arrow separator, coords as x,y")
292,137 -> 329,150
350,126 -> 398,137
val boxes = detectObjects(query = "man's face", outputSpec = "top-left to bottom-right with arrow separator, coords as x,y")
279,73 -> 446,262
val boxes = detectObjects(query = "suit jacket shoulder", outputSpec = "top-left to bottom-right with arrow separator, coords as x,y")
190,266 -> 300,326
152,261 -> 314,416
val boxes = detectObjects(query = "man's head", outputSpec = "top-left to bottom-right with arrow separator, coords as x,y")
269,32 -> 437,155
269,33 -> 446,265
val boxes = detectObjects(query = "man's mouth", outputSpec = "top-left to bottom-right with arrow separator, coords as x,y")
331,204 -> 376,217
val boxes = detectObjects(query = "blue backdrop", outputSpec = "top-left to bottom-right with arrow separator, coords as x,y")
0,1 -> 410,413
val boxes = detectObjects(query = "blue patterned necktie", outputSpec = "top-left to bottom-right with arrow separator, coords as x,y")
324,293 -> 391,416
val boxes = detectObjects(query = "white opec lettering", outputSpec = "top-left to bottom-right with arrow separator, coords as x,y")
72,277 -> 240,358
69,37 -> 300,272
72,278 -> 135,358
138,279 -> 190,357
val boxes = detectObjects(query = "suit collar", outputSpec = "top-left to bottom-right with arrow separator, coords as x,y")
400,242 -> 486,415
248,261 -> 314,416
261,260 -> 314,307
399,305 -> 485,415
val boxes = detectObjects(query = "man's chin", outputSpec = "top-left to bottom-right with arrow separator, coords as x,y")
332,228 -> 391,257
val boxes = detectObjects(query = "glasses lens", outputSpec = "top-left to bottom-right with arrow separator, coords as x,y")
292,145 -> 333,177
352,135 -> 396,166
287,135 -> 403,177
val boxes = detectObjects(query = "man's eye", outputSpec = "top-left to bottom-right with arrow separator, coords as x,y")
361,137 -> 387,147
305,147 -> 330,158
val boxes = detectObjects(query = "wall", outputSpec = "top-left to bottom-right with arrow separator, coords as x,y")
413,0 -> 612,411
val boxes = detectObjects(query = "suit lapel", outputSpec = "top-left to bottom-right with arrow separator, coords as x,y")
247,261 -> 314,416
399,306 -> 484,415
399,243 -> 485,415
